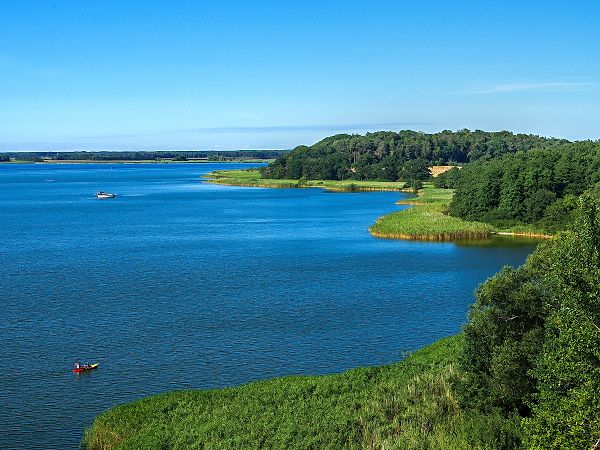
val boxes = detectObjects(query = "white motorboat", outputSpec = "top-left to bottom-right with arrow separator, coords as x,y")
96,191 -> 116,199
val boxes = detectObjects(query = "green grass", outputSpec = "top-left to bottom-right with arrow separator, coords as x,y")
396,185 -> 455,205
494,225 -> 554,238
205,169 -> 407,191
83,335 -> 522,449
369,185 -> 495,241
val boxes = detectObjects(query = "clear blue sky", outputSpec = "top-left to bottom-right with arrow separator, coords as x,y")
1,1 -> 599,150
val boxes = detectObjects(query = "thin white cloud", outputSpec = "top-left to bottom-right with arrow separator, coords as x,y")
169,122 -> 435,134
73,122 -> 436,141
0,122 -> 439,151
456,82 -> 599,95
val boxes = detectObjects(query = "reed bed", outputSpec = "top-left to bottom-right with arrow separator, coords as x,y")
82,336 -> 457,449
370,187 -> 494,241
83,335 -> 520,450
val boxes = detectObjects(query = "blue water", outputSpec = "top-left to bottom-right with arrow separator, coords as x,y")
0,163 -> 536,449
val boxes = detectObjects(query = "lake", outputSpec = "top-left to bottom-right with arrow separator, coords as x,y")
0,163 -> 536,449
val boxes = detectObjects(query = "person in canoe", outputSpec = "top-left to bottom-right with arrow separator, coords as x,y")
73,362 -> 99,373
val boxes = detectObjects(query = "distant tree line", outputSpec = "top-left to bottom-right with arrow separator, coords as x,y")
440,141 -> 600,231
261,130 -> 566,181
0,154 -> 10,162
0,150 -> 286,161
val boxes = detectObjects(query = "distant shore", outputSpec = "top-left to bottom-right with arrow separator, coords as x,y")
1,159 -> 274,164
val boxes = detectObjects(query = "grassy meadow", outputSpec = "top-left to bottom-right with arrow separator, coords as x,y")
205,169 -> 408,191
83,335 -> 520,450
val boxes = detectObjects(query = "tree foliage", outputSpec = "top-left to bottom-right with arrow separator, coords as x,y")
524,195 -> 600,449
262,130 -> 564,181
459,196 -> 600,448
447,142 -> 600,230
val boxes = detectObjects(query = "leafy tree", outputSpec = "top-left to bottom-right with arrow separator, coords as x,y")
524,189 -> 556,223
408,179 -> 423,193
400,158 -> 431,182
524,195 -> 600,449
459,196 -> 600,448
433,167 -> 461,188
536,195 -> 578,232
460,265 -> 546,415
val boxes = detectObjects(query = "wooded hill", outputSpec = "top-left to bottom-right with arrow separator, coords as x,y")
262,130 -> 600,231
460,195 -> 600,449
262,130 -> 566,181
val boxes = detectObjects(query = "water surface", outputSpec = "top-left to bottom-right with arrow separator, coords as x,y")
0,163 -> 535,448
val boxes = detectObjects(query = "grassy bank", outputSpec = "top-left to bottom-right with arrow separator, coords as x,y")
205,169 -> 407,191
82,335 -> 520,450
369,186 -> 495,241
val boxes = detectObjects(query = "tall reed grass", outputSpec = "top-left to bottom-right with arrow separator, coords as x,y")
369,187 -> 494,241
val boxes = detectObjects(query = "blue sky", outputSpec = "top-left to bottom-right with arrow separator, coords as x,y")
1,1 -> 599,150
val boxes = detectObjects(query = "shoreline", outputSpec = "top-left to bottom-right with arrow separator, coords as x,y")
204,169 -> 554,242
204,170 -> 409,192
493,231 -> 554,239
208,179 -> 410,193
1,160 -> 273,165
83,336 -> 463,449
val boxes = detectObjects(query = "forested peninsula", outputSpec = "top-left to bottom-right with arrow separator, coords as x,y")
209,130 -> 600,240
84,130 -> 600,449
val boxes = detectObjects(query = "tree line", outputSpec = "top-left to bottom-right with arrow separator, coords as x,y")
0,150 -> 286,161
440,141 -> 600,231
262,130 -> 566,181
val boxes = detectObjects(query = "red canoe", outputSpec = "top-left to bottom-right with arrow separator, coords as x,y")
72,363 -> 99,373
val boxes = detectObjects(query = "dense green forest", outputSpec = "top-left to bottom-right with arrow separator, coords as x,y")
260,129 -> 599,232
440,141 -> 600,231
261,130 -> 566,181
0,150 -> 286,162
